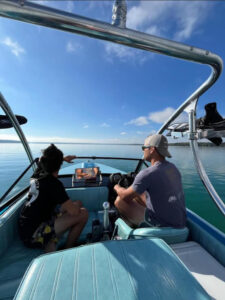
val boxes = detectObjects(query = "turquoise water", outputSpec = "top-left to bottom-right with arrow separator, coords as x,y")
0,143 -> 224,233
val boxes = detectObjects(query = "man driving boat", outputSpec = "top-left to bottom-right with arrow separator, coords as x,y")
18,144 -> 88,252
114,134 -> 186,228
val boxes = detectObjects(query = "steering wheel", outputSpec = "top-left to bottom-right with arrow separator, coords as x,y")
109,173 -> 122,186
108,172 -> 136,205
109,172 -> 136,188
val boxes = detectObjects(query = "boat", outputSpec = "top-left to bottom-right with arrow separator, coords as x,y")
0,1 -> 225,299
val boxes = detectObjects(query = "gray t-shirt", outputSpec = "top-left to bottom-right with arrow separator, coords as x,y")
132,160 -> 186,228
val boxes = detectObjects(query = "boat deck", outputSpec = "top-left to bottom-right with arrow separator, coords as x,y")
172,241 -> 225,300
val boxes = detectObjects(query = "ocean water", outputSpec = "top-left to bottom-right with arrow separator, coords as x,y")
0,142 -> 225,233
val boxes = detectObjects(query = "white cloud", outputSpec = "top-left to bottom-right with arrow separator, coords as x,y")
146,25 -> 161,36
120,132 -> 127,135
174,2 -> 210,41
148,107 -> 188,124
100,123 -> 110,128
124,107 -> 188,128
105,1 -> 211,63
2,37 -> 25,57
35,1 -> 45,5
83,125 -> 89,129
149,107 -> 175,124
66,41 -> 82,53
127,1 -> 210,42
127,2 -> 172,30
125,116 -> 149,126
66,1 -> 75,13
105,42 -> 149,64
0,133 -> 19,141
105,43 -> 134,62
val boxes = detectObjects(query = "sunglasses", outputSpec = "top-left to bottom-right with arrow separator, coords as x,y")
142,146 -> 151,151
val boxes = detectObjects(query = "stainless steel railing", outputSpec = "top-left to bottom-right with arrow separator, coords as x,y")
0,93 -> 34,166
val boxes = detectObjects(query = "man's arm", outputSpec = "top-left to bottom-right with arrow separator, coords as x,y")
61,199 -> 80,216
114,184 -> 140,203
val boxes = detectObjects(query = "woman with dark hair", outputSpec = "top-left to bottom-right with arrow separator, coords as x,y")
18,144 -> 88,252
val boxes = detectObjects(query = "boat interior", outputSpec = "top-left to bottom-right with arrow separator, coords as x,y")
0,160 -> 225,300
0,1 -> 225,300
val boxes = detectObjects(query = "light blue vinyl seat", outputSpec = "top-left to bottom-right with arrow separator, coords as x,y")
14,239 -> 210,300
0,187 -> 108,300
115,218 -> 189,244
0,196 -> 43,300
0,237 -> 42,300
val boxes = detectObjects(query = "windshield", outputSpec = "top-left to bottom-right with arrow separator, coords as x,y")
60,157 -> 147,175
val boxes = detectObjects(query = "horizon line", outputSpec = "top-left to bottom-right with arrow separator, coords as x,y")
0,139 -> 224,147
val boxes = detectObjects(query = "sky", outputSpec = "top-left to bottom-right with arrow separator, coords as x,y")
0,0 -> 225,144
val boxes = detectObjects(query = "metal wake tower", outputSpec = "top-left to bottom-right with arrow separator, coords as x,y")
112,0 -> 127,28
0,0 -> 224,216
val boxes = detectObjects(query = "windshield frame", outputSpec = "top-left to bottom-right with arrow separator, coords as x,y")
0,156 -> 148,211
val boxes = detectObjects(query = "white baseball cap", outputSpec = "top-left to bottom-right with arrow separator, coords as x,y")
144,134 -> 172,158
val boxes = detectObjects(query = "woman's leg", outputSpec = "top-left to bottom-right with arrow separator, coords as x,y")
54,207 -> 88,249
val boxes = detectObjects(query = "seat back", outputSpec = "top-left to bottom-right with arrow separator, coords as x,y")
0,195 -> 27,257
66,186 -> 109,211
64,187 -> 109,242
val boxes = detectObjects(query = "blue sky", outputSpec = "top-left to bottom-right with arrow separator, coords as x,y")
0,0 -> 225,144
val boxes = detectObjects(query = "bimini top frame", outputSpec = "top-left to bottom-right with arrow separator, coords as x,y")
0,92 -> 34,166
0,0 -> 224,216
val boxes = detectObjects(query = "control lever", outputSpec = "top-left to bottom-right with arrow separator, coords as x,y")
103,201 -> 110,231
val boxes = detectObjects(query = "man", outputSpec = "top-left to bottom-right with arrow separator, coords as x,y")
18,144 -> 88,252
114,134 -> 186,228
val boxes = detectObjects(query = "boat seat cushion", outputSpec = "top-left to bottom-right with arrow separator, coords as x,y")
0,187 -> 106,300
115,218 -> 189,244
14,239 -> 210,300
0,212 -> 102,300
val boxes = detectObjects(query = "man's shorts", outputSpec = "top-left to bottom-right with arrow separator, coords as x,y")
24,216 -> 58,249
140,209 -> 160,227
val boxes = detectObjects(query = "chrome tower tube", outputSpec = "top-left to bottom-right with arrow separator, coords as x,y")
187,107 -> 225,216
0,0 -> 222,128
0,93 -> 34,166
112,0 -> 127,28
0,1 -> 222,126
0,1 -> 222,69
190,140 -> 225,215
